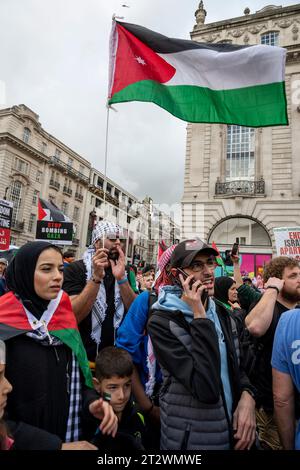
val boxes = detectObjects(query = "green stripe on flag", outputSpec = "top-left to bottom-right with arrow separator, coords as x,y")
52,328 -> 93,388
109,80 -> 288,127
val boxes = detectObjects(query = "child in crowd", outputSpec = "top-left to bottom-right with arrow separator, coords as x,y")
87,347 -> 146,450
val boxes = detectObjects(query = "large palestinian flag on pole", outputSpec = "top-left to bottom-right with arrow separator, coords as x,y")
108,21 -> 288,127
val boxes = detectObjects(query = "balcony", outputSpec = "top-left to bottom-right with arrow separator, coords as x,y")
11,220 -> 24,232
49,179 -> 60,191
49,156 -> 89,185
75,192 -> 83,202
215,179 -> 265,197
63,186 -> 72,197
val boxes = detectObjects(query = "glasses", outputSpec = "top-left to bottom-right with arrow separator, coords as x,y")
189,258 -> 216,272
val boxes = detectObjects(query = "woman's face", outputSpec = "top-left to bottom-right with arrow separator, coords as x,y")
0,365 -> 12,419
228,283 -> 238,303
34,248 -> 64,300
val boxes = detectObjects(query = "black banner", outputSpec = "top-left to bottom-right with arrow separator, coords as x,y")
0,199 -> 13,230
36,220 -> 73,245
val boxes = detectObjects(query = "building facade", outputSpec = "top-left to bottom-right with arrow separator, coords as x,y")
0,104 -> 180,262
182,2 -> 300,276
0,104 -> 90,253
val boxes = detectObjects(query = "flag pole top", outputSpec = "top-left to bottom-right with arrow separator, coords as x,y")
195,1 -> 207,26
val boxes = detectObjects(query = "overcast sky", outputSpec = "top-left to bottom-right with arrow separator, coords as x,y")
0,0 -> 293,212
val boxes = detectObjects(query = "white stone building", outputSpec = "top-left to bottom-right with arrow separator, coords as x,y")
182,3 -> 300,276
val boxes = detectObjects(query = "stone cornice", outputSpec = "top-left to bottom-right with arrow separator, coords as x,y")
191,5 -> 300,37
0,132 -> 47,163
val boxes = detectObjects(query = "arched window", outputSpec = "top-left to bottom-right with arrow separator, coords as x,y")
23,127 -> 31,144
208,217 -> 271,246
261,31 -> 279,46
226,126 -> 255,181
8,181 -> 23,225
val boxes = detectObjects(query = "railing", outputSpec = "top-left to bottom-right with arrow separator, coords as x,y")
75,192 -> 83,202
49,179 -> 60,190
63,186 -> 72,196
215,179 -> 265,196
11,220 -> 24,231
49,156 -> 89,184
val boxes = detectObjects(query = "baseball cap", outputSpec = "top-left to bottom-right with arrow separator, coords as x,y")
0,258 -> 8,265
170,239 -> 218,269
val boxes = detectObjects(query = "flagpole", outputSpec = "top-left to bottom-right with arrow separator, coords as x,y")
102,104 -> 110,247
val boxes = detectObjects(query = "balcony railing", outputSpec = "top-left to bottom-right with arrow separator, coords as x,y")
49,156 -> 89,184
49,179 -> 60,191
75,192 -> 83,202
215,179 -> 265,197
11,220 -> 25,232
63,186 -> 73,196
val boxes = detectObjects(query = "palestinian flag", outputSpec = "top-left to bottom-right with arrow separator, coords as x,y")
38,198 -> 70,222
0,291 -> 93,388
108,21 -> 288,127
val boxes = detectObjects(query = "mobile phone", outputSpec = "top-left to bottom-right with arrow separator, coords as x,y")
108,250 -> 119,261
231,242 -> 239,257
176,268 -> 195,288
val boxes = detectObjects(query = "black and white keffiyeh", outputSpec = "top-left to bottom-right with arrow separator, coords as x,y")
65,353 -> 82,442
83,247 -> 125,349
91,220 -> 125,245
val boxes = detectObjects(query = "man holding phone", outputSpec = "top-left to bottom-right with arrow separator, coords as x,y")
148,239 -> 256,450
63,220 -> 136,361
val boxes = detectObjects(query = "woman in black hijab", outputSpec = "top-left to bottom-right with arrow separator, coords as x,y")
6,241 -> 61,319
0,241 -> 116,449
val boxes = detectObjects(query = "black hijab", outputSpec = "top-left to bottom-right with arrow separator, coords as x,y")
214,276 -> 235,305
6,241 -> 62,319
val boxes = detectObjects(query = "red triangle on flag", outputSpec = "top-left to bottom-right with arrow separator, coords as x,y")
111,23 -> 176,96
38,199 -> 48,221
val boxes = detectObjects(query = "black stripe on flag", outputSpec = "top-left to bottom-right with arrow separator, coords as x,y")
117,21 -> 248,54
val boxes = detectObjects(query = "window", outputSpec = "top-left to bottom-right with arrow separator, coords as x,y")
32,190 -> 39,204
226,126 -> 255,180
79,164 -> 84,175
106,183 -> 112,194
115,189 -> 120,200
36,170 -> 43,182
41,142 -> 47,155
97,177 -> 103,188
95,198 -> 101,208
261,31 -> 279,46
14,157 -> 29,175
28,213 -> 36,233
55,149 -> 61,159
73,206 -> 80,221
23,127 -> 31,144
8,181 -> 23,224
61,201 -> 68,215
113,208 -> 119,217
67,157 -> 73,167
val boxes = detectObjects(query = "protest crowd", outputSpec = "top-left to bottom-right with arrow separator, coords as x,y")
0,219 -> 299,452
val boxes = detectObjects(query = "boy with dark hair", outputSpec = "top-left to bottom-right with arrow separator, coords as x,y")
87,346 -> 146,450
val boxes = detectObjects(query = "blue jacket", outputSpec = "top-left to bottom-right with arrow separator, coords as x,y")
116,291 -> 162,389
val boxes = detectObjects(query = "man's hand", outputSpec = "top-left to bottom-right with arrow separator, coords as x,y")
110,245 -> 126,281
233,391 -> 256,450
61,441 -> 98,450
92,249 -> 109,282
264,277 -> 284,292
231,254 -> 240,265
180,274 -> 206,319
89,398 -> 118,437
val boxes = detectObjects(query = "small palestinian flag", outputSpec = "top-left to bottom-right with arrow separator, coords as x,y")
38,198 -> 70,222
108,21 -> 288,127
0,291 -> 93,388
